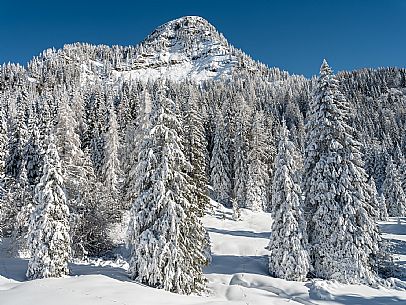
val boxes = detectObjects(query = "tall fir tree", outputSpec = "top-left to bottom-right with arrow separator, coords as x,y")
24,105 -> 44,187
127,85 -> 207,294
0,103 -> 7,237
11,163 -> 34,256
101,99 -> 121,220
369,177 -> 388,221
210,111 -> 231,206
26,135 -> 71,279
246,111 -> 269,212
37,94 -> 52,153
378,194 -> 389,221
303,60 -> 381,284
55,91 -> 86,202
5,95 -> 27,180
55,90 -> 105,258
268,121 -> 309,281
183,88 -> 209,217
232,104 -> 249,210
263,114 -> 277,212
0,102 -> 7,179
399,157 -> 406,196
74,149 -> 111,256
375,146 -> 389,194
383,158 -> 406,217
124,89 -> 151,211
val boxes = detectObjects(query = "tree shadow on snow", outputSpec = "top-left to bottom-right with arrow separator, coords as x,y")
333,294 -> 406,305
204,254 -> 268,276
69,262 -> 131,282
0,242 -> 131,283
380,219 -> 406,236
385,239 -> 406,280
387,238 -> 406,257
0,257 -> 132,283
0,257 -> 29,281
206,227 -> 270,239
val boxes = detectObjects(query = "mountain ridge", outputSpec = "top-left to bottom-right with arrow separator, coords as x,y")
11,15 -> 291,87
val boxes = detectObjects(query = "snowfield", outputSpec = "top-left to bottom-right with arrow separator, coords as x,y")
1,202 -> 406,305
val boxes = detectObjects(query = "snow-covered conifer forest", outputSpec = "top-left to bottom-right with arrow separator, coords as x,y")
1,16 -> 406,304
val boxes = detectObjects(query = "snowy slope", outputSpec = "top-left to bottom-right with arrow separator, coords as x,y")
1,203 -> 406,304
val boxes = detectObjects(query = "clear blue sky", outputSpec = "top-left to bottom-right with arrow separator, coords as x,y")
1,0 -> 405,77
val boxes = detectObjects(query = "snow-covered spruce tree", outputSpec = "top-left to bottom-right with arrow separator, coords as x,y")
5,96 -> 27,180
37,94 -> 52,153
0,195 -> 3,241
210,111 -> 231,206
0,157 -> 6,240
263,114 -> 277,212
365,177 -> 381,221
70,88 -> 88,144
24,107 -> 44,187
55,92 -> 86,200
101,99 -> 121,221
55,92 -> 86,256
0,104 -> 7,237
124,88 -> 151,211
368,177 -> 387,221
268,121 -> 309,281
183,88 -> 209,217
302,60 -> 381,284
0,92 -> 8,236
10,162 -> 34,256
73,149 -> 111,257
383,158 -> 406,217
393,143 -> 404,165
375,146 -> 390,194
399,158 -> 406,196
54,91 -> 109,258
84,82 -> 106,176
2,103 -> 34,240
174,84 -> 212,262
0,103 -> 7,178
378,194 -> 389,221
127,86 -> 207,294
93,85 -> 109,176
2,161 -> 34,242
246,111 -> 269,212
0,103 -> 8,236
232,103 -> 249,210
26,134 -> 71,279
118,82 -> 142,167
284,99 -> 306,151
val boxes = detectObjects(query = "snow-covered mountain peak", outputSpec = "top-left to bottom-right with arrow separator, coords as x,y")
113,16 -> 238,82
144,16 -> 228,48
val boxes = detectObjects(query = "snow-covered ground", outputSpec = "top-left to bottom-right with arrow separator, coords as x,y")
380,217 -> 406,273
1,202 -> 406,304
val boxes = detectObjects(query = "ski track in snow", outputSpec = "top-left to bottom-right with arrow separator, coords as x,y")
1,203 -> 406,304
